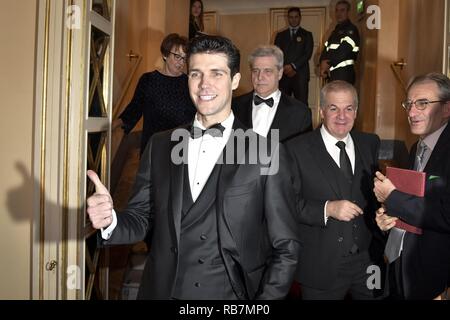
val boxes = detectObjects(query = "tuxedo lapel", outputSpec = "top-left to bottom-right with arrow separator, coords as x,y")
310,129 -> 341,198
269,96 -> 286,141
350,136 -> 365,195
169,129 -> 188,245
233,92 -> 253,128
245,94 -> 253,128
351,132 -> 371,174
269,94 -> 296,142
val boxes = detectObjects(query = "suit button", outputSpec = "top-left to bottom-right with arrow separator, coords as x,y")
338,237 -> 343,242
171,246 -> 177,253
200,234 -> 207,240
194,282 -> 201,287
353,224 -> 358,228
198,258 -> 205,264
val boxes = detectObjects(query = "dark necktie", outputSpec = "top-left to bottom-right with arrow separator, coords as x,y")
335,141 -> 353,182
291,28 -> 297,40
254,95 -> 274,107
190,122 -> 225,139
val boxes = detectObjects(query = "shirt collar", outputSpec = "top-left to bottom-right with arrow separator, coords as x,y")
320,124 -> 351,147
422,122 -> 448,151
192,110 -> 234,140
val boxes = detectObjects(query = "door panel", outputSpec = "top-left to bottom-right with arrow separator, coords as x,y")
33,0 -> 115,300
270,7 -> 326,128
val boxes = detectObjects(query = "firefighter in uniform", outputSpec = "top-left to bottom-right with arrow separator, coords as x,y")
320,0 -> 359,85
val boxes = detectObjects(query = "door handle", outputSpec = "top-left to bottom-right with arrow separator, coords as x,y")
126,50 -> 140,62
390,59 -> 407,94
45,260 -> 58,271
393,58 -> 407,69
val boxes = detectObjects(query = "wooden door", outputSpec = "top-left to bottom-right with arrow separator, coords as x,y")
270,7 -> 327,128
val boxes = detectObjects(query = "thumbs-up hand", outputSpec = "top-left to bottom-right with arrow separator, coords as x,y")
86,170 -> 114,229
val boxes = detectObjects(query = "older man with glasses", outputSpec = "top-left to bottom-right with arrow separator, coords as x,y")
374,72 -> 450,300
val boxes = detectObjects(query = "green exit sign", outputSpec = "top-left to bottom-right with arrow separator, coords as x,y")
357,0 -> 364,14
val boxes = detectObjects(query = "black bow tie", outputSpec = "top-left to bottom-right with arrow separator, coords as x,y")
254,95 -> 274,107
190,122 -> 225,139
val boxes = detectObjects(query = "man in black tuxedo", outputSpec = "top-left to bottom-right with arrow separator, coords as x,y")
274,7 -> 313,105
286,80 -> 385,299
232,45 -> 311,143
86,35 -> 300,300
374,73 -> 450,300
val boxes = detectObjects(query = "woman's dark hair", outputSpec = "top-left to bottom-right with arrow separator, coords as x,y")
190,0 -> 204,31
160,33 -> 188,58
187,35 -> 240,78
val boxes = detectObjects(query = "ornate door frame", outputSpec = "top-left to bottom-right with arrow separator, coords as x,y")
33,0 -> 115,300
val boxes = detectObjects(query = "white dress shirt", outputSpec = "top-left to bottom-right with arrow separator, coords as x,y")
102,111 -> 235,240
320,125 -> 356,225
188,111 -> 234,202
252,90 -> 281,137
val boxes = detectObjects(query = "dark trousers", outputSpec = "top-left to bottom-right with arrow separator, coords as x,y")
301,251 -> 379,300
279,73 -> 309,106
386,255 -> 405,300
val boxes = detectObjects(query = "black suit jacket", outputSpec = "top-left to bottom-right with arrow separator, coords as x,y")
232,91 -> 312,143
385,123 -> 450,299
286,128 -> 383,289
274,27 -> 313,80
102,118 -> 301,299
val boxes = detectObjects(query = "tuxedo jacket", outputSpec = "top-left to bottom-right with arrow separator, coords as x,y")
385,123 -> 450,299
232,91 -> 312,143
102,118 -> 301,299
274,27 -> 314,80
286,128 -> 383,289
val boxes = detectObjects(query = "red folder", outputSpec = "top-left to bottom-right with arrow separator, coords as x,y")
385,167 -> 425,235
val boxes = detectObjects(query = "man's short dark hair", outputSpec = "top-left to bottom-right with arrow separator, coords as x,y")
288,7 -> 301,16
187,35 -> 241,78
336,0 -> 351,11
160,33 -> 188,57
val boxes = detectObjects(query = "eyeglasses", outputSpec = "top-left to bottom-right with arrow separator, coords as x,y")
401,99 -> 445,111
169,52 -> 186,62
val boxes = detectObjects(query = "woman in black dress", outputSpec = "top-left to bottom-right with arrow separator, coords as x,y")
117,33 -> 196,155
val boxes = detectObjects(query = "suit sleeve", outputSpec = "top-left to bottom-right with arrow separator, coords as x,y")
274,32 -> 282,49
286,142 -> 328,227
255,144 -> 301,299
328,28 -> 360,67
385,182 -> 450,234
292,32 -> 314,70
384,142 -> 450,234
119,74 -> 148,134
300,106 -> 312,133
319,35 -> 330,62
101,137 -> 155,245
